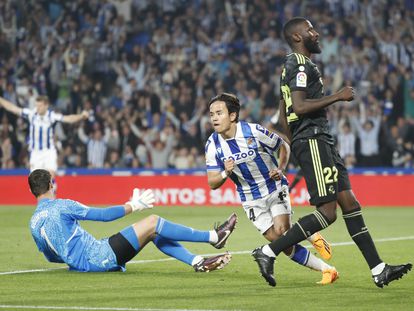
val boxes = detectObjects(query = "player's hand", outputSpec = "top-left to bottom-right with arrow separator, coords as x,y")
127,189 -> 155,212
269,169 -> 284,181
338,87 -> 355,101
81,110 -> 90,120
224,159 -> 235,176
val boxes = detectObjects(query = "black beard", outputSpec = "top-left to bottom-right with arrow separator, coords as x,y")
304,37 -> 321,54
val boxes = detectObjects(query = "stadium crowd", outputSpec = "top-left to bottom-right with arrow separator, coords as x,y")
0,0 -> 414,170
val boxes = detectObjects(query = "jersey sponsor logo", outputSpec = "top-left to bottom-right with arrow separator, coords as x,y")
221,149 -> 256,164
296,72 -> 307,87
299,65 -> 305,71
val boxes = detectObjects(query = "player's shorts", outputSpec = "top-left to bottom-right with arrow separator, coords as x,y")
292,137 -> 351,206
108,231 -> 139,266
69,238 -> 124,272
242,185 -> 292,234
30,149 -> 58,172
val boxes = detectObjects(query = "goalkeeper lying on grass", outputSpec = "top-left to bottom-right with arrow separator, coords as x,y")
28,169 -> 237,272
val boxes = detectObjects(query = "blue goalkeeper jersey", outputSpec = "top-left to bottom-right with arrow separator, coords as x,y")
30,198 -> 125,272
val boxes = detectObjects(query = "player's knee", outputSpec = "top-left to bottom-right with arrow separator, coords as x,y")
273,223 -> 290,237
318,203 -> 337,224
145,214 -> 160,230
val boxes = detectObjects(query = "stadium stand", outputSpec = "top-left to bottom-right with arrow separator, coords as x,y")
0,0 -> 413,169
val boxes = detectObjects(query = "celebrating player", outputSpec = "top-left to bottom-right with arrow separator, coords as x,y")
0,96 -> 89,180
29,169 -> 236,273
205,92 -> 337,285
252,17 -> 412,287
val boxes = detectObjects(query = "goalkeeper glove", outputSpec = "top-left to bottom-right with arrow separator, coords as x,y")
127,189 -> 155,212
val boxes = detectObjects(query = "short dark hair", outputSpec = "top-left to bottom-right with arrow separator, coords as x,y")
36,95 -> 50,105
208,93 -> 241,122
28,169 -> 52,197
283,17 -> 307,47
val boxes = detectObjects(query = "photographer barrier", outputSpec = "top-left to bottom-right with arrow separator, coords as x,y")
0,168 -> 413,206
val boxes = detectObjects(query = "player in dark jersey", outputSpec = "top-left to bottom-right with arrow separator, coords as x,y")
251,17 -> 412,288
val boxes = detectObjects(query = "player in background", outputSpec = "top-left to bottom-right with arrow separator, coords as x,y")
29,169 -> 236,273
0,95 -> 89,187
252,17 -> 412,287
205,93 -> 337,285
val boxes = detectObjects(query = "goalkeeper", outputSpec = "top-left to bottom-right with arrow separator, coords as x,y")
29,169 -> 236,273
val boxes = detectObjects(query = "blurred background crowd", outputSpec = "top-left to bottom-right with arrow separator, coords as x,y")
0,0 -> 414,170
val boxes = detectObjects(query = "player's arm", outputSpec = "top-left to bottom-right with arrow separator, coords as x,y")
62,110 -> 89,124
269,139 -> 290,181
0,97 -> 22,116
83,189 -> 155,221
291,87 -> 354,115
207,159 -> 234,190
277,99 -> 292,143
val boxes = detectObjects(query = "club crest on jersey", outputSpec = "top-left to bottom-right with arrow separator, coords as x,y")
221,149 -> 256,164
296,72 -> 307,87
246,137 -> 257,149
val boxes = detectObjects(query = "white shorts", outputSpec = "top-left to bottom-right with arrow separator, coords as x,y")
30,149 -> 58,172
242,185 -> 292,234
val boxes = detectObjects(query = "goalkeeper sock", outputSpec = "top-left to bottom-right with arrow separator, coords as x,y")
153,235 -> 195,265
156,217 -> 210,242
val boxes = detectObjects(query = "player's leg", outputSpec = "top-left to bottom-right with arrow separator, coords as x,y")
267,188 -> 337,284
110,214 -> 234,272
153,213 -> 237,248
252,139 -> 338,285
338,188 -> 412,286
262,139 -> 338,256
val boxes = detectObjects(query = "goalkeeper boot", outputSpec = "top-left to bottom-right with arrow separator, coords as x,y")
211,213 -> 238,249
317,267 -> 339,285
373,263 -> 412,288
252,247 -> 276,287
310,232 -> 332,260
193,253 -> 232,272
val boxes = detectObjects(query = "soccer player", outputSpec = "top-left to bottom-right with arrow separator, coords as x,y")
205,93 -> 337,285
29,169 -> 236,272
0,95 -> 89,179
252,17 -> 412,287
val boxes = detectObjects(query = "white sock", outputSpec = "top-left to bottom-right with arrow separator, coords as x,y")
306,252 -> 332,271
191,255 -> 203,266
209,230 -> 218,244
307,233 -> 317,243
371,262 -> 385,276
262,245 -> 276,257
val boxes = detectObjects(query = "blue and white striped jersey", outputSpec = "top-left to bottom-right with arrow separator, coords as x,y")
205,121 -> 288,202
21,108 -> 63,151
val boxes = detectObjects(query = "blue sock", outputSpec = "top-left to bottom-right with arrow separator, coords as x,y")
156,217 -> 210,242
290,244 -> 310,265
153,235 -> 195,265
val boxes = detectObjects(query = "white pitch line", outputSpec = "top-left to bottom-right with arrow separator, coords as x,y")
0,306 -> 234,311
1,235 -> 413,276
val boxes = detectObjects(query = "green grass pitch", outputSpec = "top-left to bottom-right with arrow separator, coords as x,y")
0,205 -> 413,311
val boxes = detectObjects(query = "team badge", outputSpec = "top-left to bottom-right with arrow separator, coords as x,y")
299,65 -> 305,71
296,72 -> 307,87
246,137 -> 257,149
